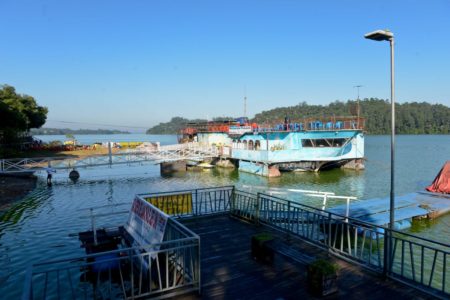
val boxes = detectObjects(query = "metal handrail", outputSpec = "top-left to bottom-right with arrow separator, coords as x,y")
22,186 -> 450,299
22,196 -> 202,300
1,143 -> 219,173
233,190 -> 449,298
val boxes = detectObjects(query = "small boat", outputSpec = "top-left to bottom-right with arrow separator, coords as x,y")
197,162 -> 214,169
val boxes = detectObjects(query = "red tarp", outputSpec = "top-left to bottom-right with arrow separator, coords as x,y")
426,161 -> 450,194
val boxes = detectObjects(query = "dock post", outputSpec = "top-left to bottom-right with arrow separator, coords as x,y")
345,197 -> 350,223
90,208 -> 97,245
231,186 -> 236,213
108,142 -> 113,167
286,201 -> 291,242
255,193 -> 261,224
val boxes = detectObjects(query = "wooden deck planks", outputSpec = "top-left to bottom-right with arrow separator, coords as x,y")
177,214 -> 432,300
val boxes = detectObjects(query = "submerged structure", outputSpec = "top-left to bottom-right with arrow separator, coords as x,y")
182,116 -> 365,176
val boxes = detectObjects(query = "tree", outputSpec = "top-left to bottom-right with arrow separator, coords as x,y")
0,84 -> 48,145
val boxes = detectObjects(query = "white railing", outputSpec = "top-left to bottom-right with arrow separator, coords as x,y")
0,143 -> 219,173
22,202 -> 201,300
305,193 -> 357,222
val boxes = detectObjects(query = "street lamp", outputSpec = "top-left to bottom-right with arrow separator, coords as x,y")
365,29 -> 395,275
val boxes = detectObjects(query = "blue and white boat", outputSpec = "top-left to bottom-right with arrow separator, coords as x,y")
183,116 -> 365,177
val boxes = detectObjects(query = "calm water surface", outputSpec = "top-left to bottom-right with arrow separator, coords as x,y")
1,134 -> 449,298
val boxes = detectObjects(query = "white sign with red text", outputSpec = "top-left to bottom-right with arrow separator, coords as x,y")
125,196 -> 168,257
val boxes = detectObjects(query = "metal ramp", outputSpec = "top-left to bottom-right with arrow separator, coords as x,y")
327,191 -> 450,229
0,143 -> 218,174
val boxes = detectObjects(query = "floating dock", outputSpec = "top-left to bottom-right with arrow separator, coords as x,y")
328,191 -> 450,230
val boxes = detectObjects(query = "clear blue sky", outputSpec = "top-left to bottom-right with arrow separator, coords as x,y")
1,0 -> 449,132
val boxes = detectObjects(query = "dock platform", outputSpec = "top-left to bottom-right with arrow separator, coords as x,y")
22,186 -> 449,299
328,191 -> 450,229
178,214 -> 430,300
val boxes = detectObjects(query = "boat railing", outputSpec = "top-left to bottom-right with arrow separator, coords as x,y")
254,117 -> 365,132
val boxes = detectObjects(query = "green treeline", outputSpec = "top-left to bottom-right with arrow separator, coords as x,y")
147,117 -> 206,134
253,98 -> 450,134
30,128 -> 130,135
147,99 -> 450,134
146,116 -> 233,134
0,85 -> 48,144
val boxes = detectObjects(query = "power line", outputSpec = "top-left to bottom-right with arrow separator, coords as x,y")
47,119 -> 149,129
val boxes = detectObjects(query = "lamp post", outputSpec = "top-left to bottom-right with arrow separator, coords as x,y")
364,29 -> 395,275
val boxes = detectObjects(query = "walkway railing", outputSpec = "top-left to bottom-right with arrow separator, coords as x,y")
1,143 -> 218,174
22,186 -> 449,299
22,204 -> 201,300
148,186 -> 449,298
232,190 -> 449,299
135,185 -> 450,298
137,186 -> 234,218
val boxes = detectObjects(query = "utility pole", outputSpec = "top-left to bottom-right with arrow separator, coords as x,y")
244,86 -> 247,118
354,85 -> 363,128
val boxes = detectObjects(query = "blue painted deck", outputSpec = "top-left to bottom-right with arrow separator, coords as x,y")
327,191 -> 450,229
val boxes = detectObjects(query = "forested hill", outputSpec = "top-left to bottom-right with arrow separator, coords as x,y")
146,99 -> 450,134
253,98 -> 450,134
146,117 -> 232,134
146,117 -> 206,134
30,128 -> 130,135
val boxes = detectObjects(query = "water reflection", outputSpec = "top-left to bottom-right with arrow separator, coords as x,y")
0,185 -> 51,225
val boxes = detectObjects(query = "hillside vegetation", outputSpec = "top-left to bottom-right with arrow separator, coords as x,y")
146,117 -> 232,134
146,99 -> 450,135
31,128 -> 130,135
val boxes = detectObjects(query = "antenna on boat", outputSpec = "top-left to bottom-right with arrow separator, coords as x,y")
354,85 -> 363,129
244,85 -> 247,118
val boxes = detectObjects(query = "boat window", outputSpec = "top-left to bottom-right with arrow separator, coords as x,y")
248,140 -> 254,150
315,139 -> 329,147
331,138 -> 347,147
301,138 -> 349,147
302,139 -> 315,147
255,140 -> 261,150
243,140 -> 248,149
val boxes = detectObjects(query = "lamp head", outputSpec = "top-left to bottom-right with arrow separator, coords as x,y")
364,30 -> 394,41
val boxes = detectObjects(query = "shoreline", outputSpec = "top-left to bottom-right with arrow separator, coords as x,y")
2,147 -> 122,159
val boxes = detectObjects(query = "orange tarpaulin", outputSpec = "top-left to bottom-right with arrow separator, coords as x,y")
426,161 -> 450,194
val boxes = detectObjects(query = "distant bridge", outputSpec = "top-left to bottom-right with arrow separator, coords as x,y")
0,143 -> 219,174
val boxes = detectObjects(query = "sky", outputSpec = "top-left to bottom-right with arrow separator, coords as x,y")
1,0 -> 449,132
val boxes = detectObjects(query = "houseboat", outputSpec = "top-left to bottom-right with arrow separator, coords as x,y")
181,116 -> 365,177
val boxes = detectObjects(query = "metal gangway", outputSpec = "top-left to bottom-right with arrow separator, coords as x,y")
0,142 -> 218,174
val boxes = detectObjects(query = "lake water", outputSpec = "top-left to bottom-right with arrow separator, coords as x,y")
1,134 -> 449,298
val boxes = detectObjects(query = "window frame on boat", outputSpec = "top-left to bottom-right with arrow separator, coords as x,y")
301,138 -> 349,148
